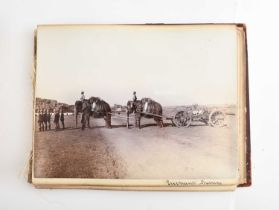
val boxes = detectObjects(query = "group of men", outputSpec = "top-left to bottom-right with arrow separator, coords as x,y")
37,108 -> 65,131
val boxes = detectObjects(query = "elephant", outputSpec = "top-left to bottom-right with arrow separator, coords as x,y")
88,97 -> 112,129
126,98 -> 163,129
75,97 -> 112,130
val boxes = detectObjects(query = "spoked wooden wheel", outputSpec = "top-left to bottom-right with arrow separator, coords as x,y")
173,111 -> 191,127
209,110 -> 226,127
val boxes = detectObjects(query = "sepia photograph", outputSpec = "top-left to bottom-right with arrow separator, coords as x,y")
32,25 -> 245,188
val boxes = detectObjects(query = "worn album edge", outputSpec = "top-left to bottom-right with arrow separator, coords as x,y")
33,184 -> 237,191
236,24 -> 251,187
28,29 -> 37,184
29,23 -> 251,190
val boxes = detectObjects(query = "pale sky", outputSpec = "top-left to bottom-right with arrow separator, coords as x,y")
36,25 -> 238,106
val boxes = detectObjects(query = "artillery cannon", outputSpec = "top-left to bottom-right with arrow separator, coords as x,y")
172,105 -> 226,128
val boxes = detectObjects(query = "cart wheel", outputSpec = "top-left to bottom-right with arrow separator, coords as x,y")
173,111 -> 191,127
209,110 -> 226,127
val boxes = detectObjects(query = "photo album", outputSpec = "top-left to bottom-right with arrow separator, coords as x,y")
30,24 -> 251,191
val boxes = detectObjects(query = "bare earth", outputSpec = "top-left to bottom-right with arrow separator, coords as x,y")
34,109 -> 237,179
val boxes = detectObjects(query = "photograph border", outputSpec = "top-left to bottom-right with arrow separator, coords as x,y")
30,23 -> 251,190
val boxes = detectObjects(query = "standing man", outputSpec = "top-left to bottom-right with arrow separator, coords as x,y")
43,109 -> 48,131
60,108 -> 65,129
80,91 -> 85,102
47,109 -> 51,130
132,91 -> 137,113
38,109 -> 42,131
133,91 -> 137,102
80,91 -> 85,124
54,109 -> 60,131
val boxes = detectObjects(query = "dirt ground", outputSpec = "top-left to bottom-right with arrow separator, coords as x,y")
34,108 -> 237,179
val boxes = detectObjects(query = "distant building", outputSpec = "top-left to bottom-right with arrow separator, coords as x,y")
112,104 -> 126,113
35,97 -> 73,114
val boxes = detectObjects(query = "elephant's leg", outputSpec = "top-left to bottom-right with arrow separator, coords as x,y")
105,117 -> 109,128
135,114 -> 141,129
102,114 -> 110,128
158,119 -> 163,128
107,114 -> 112,128
103,116 -> 107,128
126,112 -> 130,129
155,117 -> 163,128
155,119 -> 158,127
87,115 -> 91,128
81,113 -> 84,124
138,117 -> 141,129
82,120 -> 85,130
76,113 -> 78,128
134,115 -> 138,128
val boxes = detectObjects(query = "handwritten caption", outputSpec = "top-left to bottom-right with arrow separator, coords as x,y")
167,180 -> 222,186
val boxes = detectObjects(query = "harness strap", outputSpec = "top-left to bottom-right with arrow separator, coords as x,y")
91,102 -> 96,111
144,101 -> 148,112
